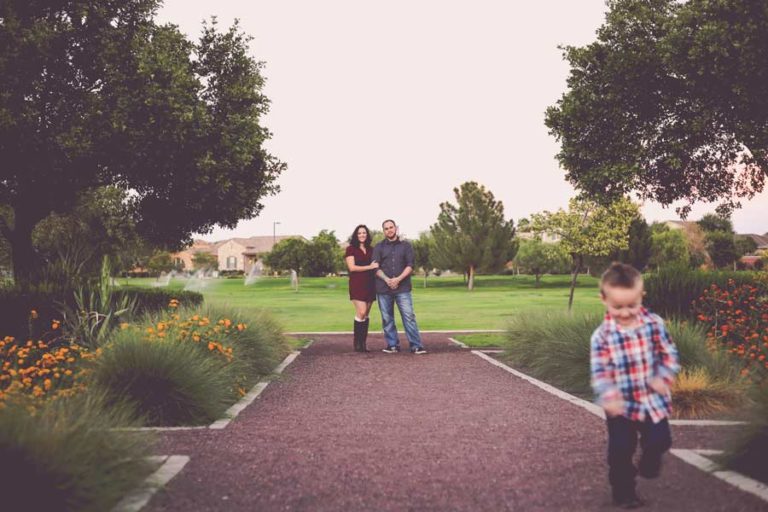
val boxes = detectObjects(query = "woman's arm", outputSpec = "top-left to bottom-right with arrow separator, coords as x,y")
346,256 -> 378,272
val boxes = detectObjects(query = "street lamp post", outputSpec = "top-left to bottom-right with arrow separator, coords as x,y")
272,221 -> 281,246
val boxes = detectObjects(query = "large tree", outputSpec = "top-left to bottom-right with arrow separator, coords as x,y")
263,238 -> 308,287
0,2 -> 284,287
430,182 -> 516,290
303,230 -> 343,277
545,0 -> 768,218
649,228 -> 690,270
527,197 -> 638,310
698,213 -> 734,234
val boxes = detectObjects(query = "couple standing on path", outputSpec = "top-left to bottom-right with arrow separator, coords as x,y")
344,219 -> 427,355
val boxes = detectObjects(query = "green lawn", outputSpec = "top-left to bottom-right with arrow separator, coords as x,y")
118,274 -> 603,332
454,333 -> 507,347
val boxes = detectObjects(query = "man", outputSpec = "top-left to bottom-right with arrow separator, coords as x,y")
372,219 -> 427,354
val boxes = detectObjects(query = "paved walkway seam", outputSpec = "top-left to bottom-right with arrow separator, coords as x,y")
112,455 -> 190,512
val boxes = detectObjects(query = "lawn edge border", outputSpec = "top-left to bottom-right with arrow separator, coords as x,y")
111,455 -> 190,512
670,449 -> 768,504
469,350 -> 748,428
447,337 -> 469,348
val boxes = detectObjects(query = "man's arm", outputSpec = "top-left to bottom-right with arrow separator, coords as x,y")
391,242 -> 415,284
372,244 -> 391,282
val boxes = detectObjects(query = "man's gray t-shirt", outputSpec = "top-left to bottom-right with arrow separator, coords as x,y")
372,238 -> 414,295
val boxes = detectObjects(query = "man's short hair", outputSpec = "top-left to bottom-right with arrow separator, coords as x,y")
382,219 -> 396,228
600,262 -> 642,293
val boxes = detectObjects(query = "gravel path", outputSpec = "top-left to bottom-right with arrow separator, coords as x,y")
147,333 -> 766,511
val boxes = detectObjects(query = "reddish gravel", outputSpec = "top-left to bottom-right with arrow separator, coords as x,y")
146,333 -> 766,511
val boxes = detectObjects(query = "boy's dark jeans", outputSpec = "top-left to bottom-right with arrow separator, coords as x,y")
606,416 -> 672,500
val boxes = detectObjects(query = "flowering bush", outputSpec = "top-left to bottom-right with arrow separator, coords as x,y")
0,312 -> 95,406
125,299 -> 247,363
694,278 -> 768,381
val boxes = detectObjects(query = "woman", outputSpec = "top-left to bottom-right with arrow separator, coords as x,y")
345,224 -> 378,352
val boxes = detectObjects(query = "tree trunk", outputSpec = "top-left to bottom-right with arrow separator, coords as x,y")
7,206 -> 41,289
567,254 -> 582,311
468,265 -> 475,291
535,273 -> 541,288
423,272 -> 427,288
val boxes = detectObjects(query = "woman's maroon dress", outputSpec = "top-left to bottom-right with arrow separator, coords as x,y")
345,245 -> 376,302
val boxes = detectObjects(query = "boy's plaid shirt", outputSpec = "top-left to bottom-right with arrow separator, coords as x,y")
590,308 -> 680,423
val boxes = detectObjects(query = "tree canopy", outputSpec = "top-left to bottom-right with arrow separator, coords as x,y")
527,197 -> 638,309
0,2 -> 284,286
514,238 -> 570,287
430,182 -> 516,290
545,0 -> 768,217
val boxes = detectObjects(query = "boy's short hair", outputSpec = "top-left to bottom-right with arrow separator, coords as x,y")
382,219 -> 396,228
600,262 -> 642,293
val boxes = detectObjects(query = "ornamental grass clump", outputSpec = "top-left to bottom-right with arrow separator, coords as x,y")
503,311 -> 746,418
199,305 -> 291,378
503,311 -> 600,396
671,367 -> 745,419
91,333 -> 237,426
723,384 -> 768,484
0,391 -> 153,512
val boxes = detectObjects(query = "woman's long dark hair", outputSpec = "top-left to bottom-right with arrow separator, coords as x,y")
349,224 -> 372,249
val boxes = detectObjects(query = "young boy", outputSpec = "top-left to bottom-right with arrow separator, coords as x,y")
590,263 -> 680,509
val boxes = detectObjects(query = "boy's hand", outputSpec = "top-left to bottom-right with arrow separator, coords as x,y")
649,377 -> 669,395
603,398 -> 624,417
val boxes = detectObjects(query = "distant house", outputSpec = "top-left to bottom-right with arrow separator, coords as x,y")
172,239 -> 220,271
739,233 -> 768,254
172,235 -> 305,273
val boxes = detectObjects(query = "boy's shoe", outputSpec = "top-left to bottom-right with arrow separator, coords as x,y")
613,494 -> 645,509
382,346 -> 399,354
411,347 -> 428,355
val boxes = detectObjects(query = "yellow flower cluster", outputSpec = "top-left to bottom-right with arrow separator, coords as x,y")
0,336 -> 95,407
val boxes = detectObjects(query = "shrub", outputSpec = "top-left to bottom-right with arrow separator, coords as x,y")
503,311 -> 600,396
644,266 -> 758,319
91,334 -> 237,426
502,311 -> 746,417
0,287 -> 202,340
197,306 -> 290,378
724,385 -> 768,484
0,392 -> 153,512
114,288 -> 203,315
671,367 -> 746,419
693,279 -> 768,381
0,334 -> 93,405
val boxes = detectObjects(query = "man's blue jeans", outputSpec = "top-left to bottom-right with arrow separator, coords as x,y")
376,291 -> 423,350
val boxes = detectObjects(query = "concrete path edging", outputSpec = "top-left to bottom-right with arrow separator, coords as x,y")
112,455 -> 190,512
671,449 -> 768,504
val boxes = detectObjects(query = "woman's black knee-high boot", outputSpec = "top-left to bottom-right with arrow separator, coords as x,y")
360,318 -> 370,352
353,320 -> 362,352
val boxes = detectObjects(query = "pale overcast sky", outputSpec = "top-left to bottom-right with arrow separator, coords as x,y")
157,0 -> 768,242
